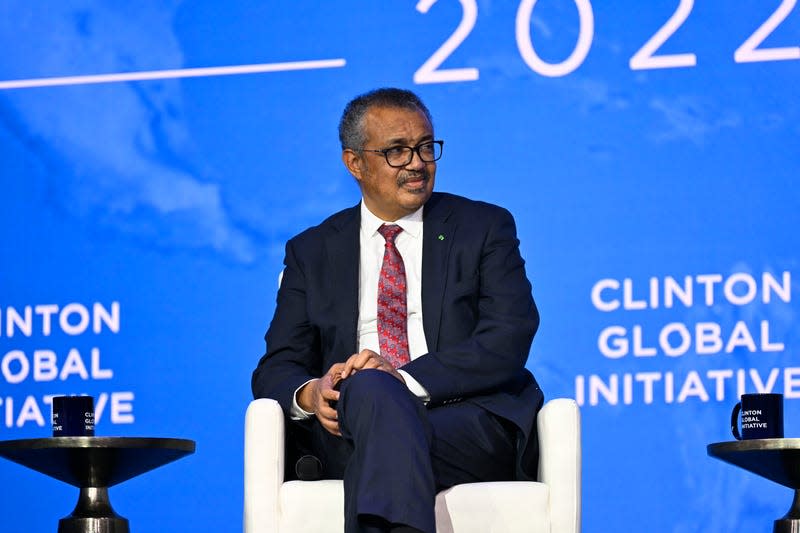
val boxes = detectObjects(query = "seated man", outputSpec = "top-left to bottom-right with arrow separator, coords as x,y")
252,87 -> 543,533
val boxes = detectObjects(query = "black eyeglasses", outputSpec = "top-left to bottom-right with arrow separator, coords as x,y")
357,140 -> 444,168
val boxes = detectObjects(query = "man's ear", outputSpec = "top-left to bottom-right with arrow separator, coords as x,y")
342,149 -> 364,182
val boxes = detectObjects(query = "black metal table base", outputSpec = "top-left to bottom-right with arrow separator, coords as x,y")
0,437 -> 195,533
708,440 -> 800,533
774,490 -> 800,533
59,517 -> 129,533
58,487 -> 129,533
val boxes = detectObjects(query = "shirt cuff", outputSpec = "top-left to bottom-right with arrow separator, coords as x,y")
398,369 -> 430,404
290,379 -> 317,420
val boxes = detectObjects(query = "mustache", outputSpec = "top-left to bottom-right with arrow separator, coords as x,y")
397,171 -> 429,187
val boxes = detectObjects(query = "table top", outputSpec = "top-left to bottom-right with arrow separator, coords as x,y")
708,438 -> 800,489
0,437 -> 195,488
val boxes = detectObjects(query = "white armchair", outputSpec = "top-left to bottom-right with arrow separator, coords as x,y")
244,397 -> 581,533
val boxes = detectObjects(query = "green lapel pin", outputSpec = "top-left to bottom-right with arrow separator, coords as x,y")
438,234 -> 445,241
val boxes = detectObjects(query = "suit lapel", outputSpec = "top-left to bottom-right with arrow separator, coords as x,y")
329,195 -> 454,355
421,194 -> 454,352
326,204 -> 361,356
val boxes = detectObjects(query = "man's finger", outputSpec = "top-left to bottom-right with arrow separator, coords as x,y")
321,418 -> 340,436
317,403 -> 337,421
362,357 -> 382,369
342,351 -> 366,378
321,388 -> 340,401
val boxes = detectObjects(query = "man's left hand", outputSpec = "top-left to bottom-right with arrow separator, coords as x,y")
341,349 -> 405,383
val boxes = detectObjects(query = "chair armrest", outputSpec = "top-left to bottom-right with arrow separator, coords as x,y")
244,398 -> 285,533
537,398 -> 581,533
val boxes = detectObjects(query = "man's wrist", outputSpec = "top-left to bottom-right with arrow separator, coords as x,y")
296,378 -> 318,413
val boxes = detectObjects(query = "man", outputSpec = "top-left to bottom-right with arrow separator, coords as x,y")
252,88 -> 542,533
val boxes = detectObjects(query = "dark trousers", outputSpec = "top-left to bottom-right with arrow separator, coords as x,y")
310,369 -> 516,533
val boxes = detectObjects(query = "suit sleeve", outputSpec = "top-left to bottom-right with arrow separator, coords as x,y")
251,237 -> 322,414
401,206 -> 539,405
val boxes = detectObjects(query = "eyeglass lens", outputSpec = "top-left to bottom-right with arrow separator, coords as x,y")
386,142 -> 442,167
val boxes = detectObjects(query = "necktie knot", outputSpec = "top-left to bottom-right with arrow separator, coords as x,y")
378,224 -> 403,245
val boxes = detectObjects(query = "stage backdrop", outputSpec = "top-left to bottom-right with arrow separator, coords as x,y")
1,1 -> 799,531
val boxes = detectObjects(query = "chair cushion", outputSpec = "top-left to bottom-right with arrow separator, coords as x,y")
435,482 -> 550,533
279,479 -> 550,533
280,480 -> 344,532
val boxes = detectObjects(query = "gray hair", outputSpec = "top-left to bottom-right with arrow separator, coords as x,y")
338,88 -> 433,150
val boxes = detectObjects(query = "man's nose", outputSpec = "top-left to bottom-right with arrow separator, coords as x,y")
405,149 -> 427,170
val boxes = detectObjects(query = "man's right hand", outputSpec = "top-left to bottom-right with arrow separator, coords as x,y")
297,363 -> 344,436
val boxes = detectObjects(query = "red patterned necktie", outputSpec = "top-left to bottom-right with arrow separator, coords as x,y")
377,224 -> 410,368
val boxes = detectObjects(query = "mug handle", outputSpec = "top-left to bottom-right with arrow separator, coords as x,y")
730,402 -> 742,440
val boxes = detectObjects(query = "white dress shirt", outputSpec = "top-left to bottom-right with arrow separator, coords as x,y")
290,201 -> 430,419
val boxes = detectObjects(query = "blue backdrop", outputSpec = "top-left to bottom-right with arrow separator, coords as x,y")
1,1 -> 799,531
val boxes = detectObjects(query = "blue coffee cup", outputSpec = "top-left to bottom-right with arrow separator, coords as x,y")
730,393 -> 783,440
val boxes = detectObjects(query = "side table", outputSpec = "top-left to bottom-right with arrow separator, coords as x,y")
0,436 -> 195,533
708,439 -> 800,533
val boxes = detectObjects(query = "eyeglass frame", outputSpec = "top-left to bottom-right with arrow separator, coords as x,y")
355,140 -> 444,168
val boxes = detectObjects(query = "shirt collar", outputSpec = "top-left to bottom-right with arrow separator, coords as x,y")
360,200 -> 424,240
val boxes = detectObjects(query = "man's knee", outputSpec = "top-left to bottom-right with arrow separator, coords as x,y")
337,369 -> 428,437
339,368 -> 406,404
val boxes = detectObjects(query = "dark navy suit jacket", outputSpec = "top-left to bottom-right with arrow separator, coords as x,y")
252,192 -> 544,480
